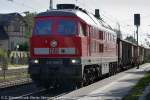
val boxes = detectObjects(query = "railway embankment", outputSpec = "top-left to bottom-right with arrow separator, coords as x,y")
123,64 -> 150,100
0,65 -> 30,89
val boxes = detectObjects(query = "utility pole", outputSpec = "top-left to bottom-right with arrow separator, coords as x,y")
136,25 -> 139,48
134,14 -> 140,69
75,0 -> 78,5
134,31 -> 136,43
49,0 -> 53,10
136,25 -> 139,68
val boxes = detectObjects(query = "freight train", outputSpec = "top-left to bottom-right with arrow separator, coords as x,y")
28,4 -> 149,89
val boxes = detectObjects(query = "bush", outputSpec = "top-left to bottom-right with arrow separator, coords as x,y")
0,49 -> 8,69
0,49 -> 3,57
144,56 -> 150,63
0,49 -> 8,58
18,42 -> 29,51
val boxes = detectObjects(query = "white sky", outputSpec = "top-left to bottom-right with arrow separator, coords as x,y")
1,0 -> 150,46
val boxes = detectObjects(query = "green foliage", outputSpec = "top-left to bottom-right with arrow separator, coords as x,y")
0,49 -> 7,57
125,36 -> 137,44
144,56 -> 150,62
123,72 -> 150,100
0,49 -> 8,69
18,42 -> 29,51
23,12 -> 36,38
147,92 -> 150,99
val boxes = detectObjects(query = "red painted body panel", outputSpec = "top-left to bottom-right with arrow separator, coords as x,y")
81,37 -> 89,56
88,33 -> 117,58
30,36 -> 82,58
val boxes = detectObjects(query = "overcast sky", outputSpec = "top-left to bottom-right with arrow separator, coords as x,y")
1,0 -> 150,45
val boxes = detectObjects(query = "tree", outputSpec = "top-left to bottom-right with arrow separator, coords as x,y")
0,49 -> 8,70
18,42 -> 29,51
125,36 -> 137,44
23,12 -> 36,38
113,23 -> 122,39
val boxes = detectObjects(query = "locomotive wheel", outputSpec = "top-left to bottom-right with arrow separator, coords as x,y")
109,63 -> 112,76
95,66 -> 101,80
83,74 -> 88,86
112,63 -> 115,75
73,81 -> 83,90
90,72 -> 95,84
87,70 -> 93,85
111,63 -> 115,75
112,63 -> 116,75
82,68 -> 91,86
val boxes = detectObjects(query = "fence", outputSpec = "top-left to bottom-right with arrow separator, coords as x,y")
0,50 -> 30,85
9,51 -> 28,65
0,51 -> 28,65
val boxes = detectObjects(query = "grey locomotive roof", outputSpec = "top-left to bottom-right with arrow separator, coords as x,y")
37,9 -> 116,35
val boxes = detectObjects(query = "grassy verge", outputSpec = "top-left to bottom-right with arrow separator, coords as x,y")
147,93 -> 150,99
123,71 -> 150,100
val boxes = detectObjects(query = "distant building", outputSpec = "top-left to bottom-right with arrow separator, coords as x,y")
0,25 -> 9,50
0,13 -> 27,51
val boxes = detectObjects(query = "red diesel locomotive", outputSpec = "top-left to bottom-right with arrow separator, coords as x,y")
28,4 -> 118,88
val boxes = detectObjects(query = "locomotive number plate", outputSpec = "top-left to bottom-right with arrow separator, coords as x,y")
46,60 -> 63,65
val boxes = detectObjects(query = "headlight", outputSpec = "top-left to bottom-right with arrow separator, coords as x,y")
34,59 -> 39,64
30,59 -> 39,64
70,59 -> 80,64
71,59 -> 76,64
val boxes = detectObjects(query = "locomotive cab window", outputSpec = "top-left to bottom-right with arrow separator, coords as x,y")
33,19 -> 52,35
79,22 -> 86,36
57,20 -> 76,36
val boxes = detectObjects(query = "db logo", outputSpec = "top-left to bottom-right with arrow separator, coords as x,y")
50,40 -> 57,47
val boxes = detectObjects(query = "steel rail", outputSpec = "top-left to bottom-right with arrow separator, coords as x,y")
0,78 -> 32,89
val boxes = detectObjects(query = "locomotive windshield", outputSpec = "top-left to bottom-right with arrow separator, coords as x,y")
33,19 -> 52,35
33,18 -> 76,36
57,20 -> 76,35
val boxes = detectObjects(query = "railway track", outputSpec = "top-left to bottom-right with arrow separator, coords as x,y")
2,65 -> 147,100
0,66 -> 32,89
0,68 -> 27,76
9,89 -> 47,100
0,78 -> 32,89
7,87 -> 72,100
